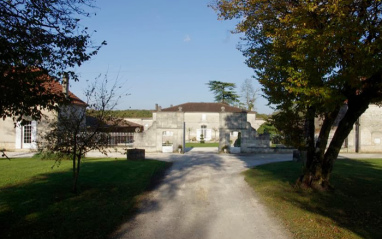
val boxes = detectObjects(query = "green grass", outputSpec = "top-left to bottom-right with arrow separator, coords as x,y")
185,142 -> 219,147
244,159 -> 382,239
0,157 -> 171,239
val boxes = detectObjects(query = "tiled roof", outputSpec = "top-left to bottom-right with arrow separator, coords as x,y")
86,116 -> 143,132
8,67 -> 86,106
160,102 -> 247,113
42,80 -> 86,106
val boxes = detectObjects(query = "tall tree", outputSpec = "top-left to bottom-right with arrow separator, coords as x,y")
0,0 -> 105,122
241,78 -> 258,111
207,80 -> 239,105
213,0 -> 382,189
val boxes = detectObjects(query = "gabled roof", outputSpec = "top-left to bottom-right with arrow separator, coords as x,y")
42,80 -> 86,106
6,67 -> 86,106
160,102 -> 247,113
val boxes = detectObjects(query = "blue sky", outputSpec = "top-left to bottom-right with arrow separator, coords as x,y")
71,0 -> 273,114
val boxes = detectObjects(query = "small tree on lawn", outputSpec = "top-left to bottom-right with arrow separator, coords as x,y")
41,73 -> 125,193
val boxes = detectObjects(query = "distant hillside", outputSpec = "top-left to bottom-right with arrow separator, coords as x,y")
255,113 -> 269,120
87,110 -> 153,118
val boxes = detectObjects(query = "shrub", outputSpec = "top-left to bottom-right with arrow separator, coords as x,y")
200,134 -> 205,143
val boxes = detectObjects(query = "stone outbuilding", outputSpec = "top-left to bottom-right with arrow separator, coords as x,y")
340,104 -> 382,153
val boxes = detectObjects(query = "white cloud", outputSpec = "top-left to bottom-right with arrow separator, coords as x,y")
183,34 -> 191,42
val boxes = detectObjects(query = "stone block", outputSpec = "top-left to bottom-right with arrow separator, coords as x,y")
127,148 -> 145,160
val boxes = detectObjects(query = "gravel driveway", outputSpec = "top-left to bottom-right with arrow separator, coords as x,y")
113,149 -> 293,239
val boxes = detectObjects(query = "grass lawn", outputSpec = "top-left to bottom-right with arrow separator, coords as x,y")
244,158 -> 382,239
0,157 -> 171,239
185,142 -> 219,148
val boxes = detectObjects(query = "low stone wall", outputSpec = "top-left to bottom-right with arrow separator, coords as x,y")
243,147 -> 295,154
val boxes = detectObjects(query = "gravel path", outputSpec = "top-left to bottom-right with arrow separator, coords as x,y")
113,149 -> 293,239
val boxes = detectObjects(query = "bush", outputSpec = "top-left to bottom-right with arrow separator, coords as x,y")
200,134 -> 205,144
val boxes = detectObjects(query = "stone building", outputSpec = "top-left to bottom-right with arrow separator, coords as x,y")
0,80 -> 86,151
133,102 -> 270,153
315,104 -> 382,153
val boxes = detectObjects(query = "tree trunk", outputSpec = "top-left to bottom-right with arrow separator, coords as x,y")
300,71 -> 382,189
298,107 -> 340,189
304,106 -> 316,170
72,153 -> 82,194
298,89 -> 373,190
72,154 -> 82,194
72,133 -> 78,194
322,98 -> 370,182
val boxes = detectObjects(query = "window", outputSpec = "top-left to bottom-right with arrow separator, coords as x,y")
201,125 -> 207,137
23,121 -> 32,144
107,132 -> 134,146
202,114 -> 207,121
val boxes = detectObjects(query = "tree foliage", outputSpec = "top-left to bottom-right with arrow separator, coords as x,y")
270,110 -> 305,150
0,0 -> 105,122
207,80 -> 240,105
213,0 -> 382,189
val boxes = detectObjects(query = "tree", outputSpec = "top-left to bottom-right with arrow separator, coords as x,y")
213,0 -> 382,189
187,127 -> 193,141
270,109 -> 305,150
257,120 -> 282,145
207,80 -> 239,105
212,127 -> 218,141
40,74 -> 124,193
241,78 -> 258,111
0,0 -> 105,122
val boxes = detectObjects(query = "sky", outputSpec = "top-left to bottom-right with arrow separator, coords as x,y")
70,0 -> 274,114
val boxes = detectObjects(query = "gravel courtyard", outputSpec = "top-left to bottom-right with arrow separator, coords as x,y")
113,149 -> 293,239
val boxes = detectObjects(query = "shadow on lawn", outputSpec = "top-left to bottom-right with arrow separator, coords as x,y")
0,159 -> 171,239
252,158 -> 382,239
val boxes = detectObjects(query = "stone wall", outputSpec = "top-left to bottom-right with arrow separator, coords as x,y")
0,108 -> 57,151
0,117 -> 17,150
133,112 -> 185,152
332,104 -> 382,153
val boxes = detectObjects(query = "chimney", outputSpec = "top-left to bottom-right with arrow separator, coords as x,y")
62,73 -> 69,98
